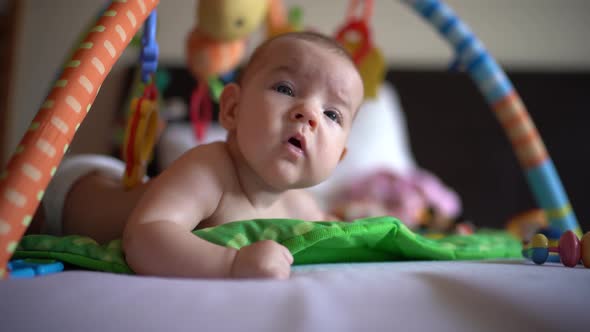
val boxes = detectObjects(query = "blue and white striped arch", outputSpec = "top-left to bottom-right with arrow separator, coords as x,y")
403,0 -> 582,235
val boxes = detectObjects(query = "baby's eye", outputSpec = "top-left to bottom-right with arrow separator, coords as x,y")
274,83 -> 294,96
324,110 -> 342,124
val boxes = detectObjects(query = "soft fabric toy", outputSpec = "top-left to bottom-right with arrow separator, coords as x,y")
407,168 -> 463,230
186,0 -> 269,79
185,0 -> 294,141
333,170 -> 426,228
13,218 -> 522,274
332,168 -> 462,231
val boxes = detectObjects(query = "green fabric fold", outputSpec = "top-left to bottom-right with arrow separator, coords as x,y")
13,217 -> 522,274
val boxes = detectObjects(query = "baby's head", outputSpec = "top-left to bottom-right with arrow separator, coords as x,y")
219,31 -> 364,190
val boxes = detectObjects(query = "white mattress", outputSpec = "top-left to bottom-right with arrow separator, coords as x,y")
1,260 -> 588,332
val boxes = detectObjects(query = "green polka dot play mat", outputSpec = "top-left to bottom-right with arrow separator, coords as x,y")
12,217 -> 522,274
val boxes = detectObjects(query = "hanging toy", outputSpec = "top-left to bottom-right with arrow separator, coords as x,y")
186,0 -> 267,142
265,0 -> 299,38
122,84 -> 159,189
335,0 -> 386,99
185,0 -> 293,142
122,10 -> 161,189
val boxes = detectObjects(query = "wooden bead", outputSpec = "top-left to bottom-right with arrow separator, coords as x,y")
559,230 -> 581,267
524,234 -> 549,264
531,233 -> 548,248
581,232 -> 590,268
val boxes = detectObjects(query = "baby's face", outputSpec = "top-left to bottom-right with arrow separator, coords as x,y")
233,37 -> 364,190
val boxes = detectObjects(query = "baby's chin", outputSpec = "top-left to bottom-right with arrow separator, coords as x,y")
265,174 -> 326,191
260,162 -> 335,191
258,168 -> 302,186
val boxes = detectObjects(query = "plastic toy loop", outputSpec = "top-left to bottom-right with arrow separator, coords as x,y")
335,20 -> 372,65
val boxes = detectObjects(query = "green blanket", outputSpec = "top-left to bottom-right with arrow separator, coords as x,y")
13,217 -> 522,274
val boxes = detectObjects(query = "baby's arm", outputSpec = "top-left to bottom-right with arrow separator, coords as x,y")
123,145 -> 232,278
123,144 -> 292,279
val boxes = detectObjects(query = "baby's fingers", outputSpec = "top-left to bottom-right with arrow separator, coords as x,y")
265,244 -> 292,280
280,245 -> 294,265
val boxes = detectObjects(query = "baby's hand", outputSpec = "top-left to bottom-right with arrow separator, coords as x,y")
230,240 -> 293,279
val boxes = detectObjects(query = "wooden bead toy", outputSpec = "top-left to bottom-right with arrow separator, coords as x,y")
558,231 -> 581,267
523,231 -> 589,268
581,232 -> 590,268
522,233 -> 549,264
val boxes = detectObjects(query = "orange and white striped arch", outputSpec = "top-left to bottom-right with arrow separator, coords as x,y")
0,0 -> 159,279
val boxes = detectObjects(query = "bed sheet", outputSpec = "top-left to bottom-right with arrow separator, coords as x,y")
0,261 -> 590,332
1,260 -> 588,332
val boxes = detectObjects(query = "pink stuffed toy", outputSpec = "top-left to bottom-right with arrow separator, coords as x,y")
332,168 -> 462,230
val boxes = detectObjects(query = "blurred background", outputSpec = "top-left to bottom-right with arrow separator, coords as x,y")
1,0 -> 589,230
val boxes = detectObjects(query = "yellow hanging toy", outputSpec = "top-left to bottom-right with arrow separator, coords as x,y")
122,11 -> 161,189
185,0 -> 293,141
122,84 -> 159,189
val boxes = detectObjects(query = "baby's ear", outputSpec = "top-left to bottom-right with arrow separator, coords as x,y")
219,83 -> 241,131
339,147 -> 348,162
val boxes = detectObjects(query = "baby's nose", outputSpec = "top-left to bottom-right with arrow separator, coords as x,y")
290,107 -> 318,129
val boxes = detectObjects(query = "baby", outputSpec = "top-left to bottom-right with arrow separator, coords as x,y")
123,31 -> 364,279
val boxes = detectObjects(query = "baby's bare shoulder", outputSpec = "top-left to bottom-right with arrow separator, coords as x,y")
184,141 -> 232,163
137,142 -> 235,227
178,142 -> 234,173
157,142 -> 235,194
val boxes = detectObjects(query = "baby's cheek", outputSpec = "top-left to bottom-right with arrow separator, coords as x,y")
317,151 -> 341,175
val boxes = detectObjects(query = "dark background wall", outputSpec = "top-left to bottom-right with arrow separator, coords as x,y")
386,69 -> 590,231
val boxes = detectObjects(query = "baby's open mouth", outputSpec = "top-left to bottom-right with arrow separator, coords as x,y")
288,137 -> 302,149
